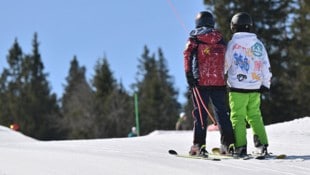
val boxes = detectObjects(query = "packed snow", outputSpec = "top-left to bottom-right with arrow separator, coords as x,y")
0,117 -> 309,175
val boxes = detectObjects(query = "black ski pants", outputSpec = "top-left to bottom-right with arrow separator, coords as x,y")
191,87 -> 235,148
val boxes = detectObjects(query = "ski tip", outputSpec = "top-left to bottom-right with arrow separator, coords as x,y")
276,154 -> 287,159
168,149 -> 178,155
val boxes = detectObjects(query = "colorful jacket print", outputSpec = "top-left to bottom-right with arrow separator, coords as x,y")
184,27 -> 226,86
225,32 -> 272,90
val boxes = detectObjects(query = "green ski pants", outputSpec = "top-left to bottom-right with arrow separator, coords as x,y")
229,92 -> 268,148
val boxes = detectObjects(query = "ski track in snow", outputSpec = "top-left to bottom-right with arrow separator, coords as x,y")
0,117 -> 309,175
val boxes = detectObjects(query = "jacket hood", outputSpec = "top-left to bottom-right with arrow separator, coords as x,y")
231,32 -> 258,47
190,27 -> 223,44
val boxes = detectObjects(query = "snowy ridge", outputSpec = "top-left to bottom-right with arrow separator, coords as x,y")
0,125 -> 35,143
266,116 -> 310,134
0,117 -> 309,175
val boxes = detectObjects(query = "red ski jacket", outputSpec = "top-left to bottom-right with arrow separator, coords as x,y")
184,27 -> 226,87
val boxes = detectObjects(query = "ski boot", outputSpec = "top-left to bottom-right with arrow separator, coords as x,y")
233,145 -> 248,159
255,144 -> 269,156
189,144 -> 208,157
189,144 -> 200,156
253,135 -> 269,157
220,144 -> 235,156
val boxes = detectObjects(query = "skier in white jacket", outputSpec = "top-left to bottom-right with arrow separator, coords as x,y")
225,12 -> 272,157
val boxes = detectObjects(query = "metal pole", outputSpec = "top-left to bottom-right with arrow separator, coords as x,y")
134,93 -> 140,136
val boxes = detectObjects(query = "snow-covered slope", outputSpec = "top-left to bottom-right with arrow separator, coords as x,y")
0,125 -> 35,143
0,117 -> 309,175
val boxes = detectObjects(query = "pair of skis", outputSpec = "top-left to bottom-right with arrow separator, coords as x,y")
210,147 -> 287,160
168,148 -> 286,161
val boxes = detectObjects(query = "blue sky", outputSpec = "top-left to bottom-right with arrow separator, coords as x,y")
0,0 -> 208,104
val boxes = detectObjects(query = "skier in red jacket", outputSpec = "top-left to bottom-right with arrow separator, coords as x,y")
184,11 -> 235,155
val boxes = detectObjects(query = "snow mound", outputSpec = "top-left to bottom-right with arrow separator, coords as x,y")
0,125 -> 36,143
266,116 -> 310,135
148,130 -> 191,136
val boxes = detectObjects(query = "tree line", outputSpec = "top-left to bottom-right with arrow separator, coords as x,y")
0,34 -> 180,140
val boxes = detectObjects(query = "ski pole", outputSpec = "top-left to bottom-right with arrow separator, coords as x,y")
192,87 -> 205,129
193,87 -> 217,125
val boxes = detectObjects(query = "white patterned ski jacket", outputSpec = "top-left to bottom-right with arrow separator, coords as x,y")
225,32 -> 272,91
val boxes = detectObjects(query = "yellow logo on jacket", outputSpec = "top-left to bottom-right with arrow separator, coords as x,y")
203,47 -> 210,55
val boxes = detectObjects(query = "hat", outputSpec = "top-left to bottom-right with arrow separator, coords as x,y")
132,127 -> 136,132
179,112 -> 186,118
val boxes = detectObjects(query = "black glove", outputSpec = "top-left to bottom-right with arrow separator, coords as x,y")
260,86 -> 270,93
186,72 -> 198,88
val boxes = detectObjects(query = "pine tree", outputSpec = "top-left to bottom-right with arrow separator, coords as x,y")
134,46 -> 158,134
102,82 -> 134,137
0,39 -> 23,127
61,56 -> 95,139
0,70 -> 10,125
288,0 -> 310,117
92,57 -> 116,137
156,48 -> 181,129
1,33 -> 62,139
133,46 -> 180,135
92,57 -> 133,138
22,33 -> 62,139
92,56 -> 116,100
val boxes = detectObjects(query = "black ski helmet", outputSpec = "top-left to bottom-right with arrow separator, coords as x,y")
230,12 -> 253,33
195,11 -> 215,28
